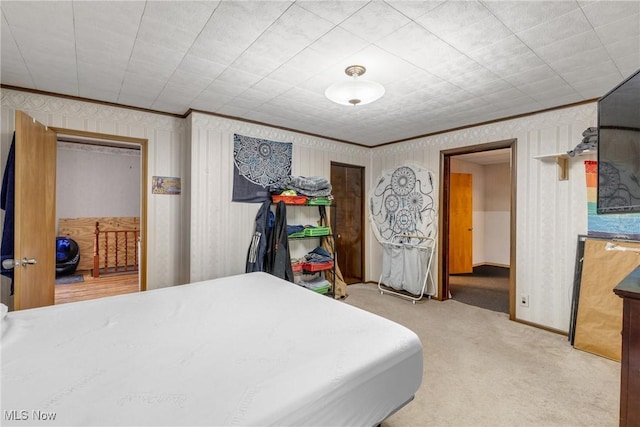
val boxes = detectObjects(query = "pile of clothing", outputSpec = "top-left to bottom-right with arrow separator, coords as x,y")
287,224 -> 309,237
272,175 -> 332,197
297,276 -> 330,292
290,246 -> 334,274
567,127 -> 598,157
303,246 -> 333,265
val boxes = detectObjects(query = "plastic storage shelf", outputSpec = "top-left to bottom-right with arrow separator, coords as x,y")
301,260 -> 334,272
304,226 -> 331,237
272,195 -> 308,204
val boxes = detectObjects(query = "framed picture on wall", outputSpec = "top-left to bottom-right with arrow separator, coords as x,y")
152,176 -> 181,195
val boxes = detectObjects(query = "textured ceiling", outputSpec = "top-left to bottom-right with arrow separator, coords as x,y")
1,1 -> 639,146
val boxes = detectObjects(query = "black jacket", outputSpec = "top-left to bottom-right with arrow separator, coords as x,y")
266,201 -> 294,282
245,200 -> 273,273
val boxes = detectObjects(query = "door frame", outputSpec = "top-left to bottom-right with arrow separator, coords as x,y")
330,161 -> 365,283
50,127 -> 148,292
438,138 -> 517,320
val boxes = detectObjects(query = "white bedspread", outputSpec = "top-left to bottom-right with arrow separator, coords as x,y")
1,272 -> 422,426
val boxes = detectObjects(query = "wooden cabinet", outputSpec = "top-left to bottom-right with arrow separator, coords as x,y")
614,266 -> 640,427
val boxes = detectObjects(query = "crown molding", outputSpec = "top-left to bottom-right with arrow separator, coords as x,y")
372,102 -> 597,156
1,87 -> 184,131
189,111 -> 369,156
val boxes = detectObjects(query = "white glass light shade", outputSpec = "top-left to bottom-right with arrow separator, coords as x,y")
325,79 -> 385,106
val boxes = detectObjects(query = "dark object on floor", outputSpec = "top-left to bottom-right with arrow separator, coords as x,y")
56,237 -> 80,277
55,275 -> 84,285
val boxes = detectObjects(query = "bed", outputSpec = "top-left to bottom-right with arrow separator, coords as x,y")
1,272 -> 422,426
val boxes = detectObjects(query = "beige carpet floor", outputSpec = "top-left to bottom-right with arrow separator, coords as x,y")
344,283 -> 620,427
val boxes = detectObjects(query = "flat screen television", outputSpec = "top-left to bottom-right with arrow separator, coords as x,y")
597,68 -> 640,214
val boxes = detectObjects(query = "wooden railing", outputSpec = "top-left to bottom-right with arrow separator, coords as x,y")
93,222 -> 139,278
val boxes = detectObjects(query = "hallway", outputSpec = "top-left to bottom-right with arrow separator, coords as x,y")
449,265 -> 509,313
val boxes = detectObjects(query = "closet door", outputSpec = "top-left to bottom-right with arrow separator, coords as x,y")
13,110 -> 57,310
331,163 -> 364,284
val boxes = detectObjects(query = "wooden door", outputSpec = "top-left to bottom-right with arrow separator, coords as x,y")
330,163 -> 364,284
449,173 -> 473,274
13,111 -> 57,310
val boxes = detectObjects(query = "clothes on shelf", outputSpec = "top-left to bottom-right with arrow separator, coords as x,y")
272,175 -> 332,197
290,246 -> 334,272
248,189 -> 345,298
287,224 -> 310,235
286,224 -> 331,238
304,246 -> 333,264
297,276 -> 330,292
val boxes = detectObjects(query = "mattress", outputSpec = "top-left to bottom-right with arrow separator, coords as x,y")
1,272 -> 422,426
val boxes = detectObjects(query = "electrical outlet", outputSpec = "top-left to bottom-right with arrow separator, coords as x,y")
520,295 -> 529,307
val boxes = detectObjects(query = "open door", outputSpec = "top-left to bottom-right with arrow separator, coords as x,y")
13,110 -> 57,310
449,172 -> 473,274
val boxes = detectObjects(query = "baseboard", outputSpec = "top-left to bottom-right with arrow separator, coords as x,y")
473,262 -> 510,268
513,318 -> 568,336
364,278 -> 565,336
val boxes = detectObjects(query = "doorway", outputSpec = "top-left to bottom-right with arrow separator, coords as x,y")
53,134 -> 144,304
50,128 -> 148,303
439,139 -> 517,319
330,162 -> 365,284
2,112 -> 147,311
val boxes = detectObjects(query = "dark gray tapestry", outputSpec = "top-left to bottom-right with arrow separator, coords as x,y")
233,134 -> 292,203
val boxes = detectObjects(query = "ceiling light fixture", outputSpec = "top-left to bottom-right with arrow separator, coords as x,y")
325,65 -> 385,106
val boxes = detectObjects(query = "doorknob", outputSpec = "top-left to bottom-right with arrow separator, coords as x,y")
20,258 -> 37,267
1,259 -> 19,270
21,258 -> 37,266
0,258 -> 34,269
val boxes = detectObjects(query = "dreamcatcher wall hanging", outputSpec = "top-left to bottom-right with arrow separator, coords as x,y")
369,164 -> 437,244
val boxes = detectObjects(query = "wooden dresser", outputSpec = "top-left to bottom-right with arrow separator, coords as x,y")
614,266 -> 640,427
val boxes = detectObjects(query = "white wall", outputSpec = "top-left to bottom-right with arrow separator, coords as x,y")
483,163 -> 511,266
56,142 -> 141,221
187,112 -> 369,282
370,103 -> 597,332
1,89 -> 186,296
